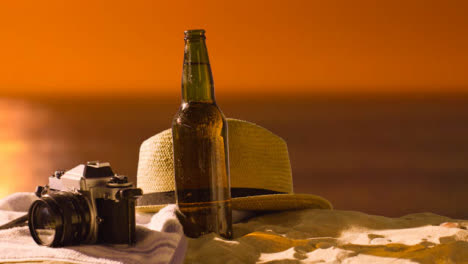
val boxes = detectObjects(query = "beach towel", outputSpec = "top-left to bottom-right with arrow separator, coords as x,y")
0,192 -> 186,264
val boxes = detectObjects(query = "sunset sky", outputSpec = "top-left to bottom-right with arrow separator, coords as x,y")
0,0 -> 467,96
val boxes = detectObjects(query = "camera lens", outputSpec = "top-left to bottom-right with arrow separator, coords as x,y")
28,192 -> 92,247
30,202 -> 57,245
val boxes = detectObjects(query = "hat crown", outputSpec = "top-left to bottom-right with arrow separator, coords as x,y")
137,119 -> 293,194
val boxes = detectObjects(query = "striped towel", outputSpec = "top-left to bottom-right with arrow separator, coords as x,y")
0,193 -> 187,264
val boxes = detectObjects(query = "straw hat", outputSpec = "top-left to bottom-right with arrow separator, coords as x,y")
136,118 -> 332,213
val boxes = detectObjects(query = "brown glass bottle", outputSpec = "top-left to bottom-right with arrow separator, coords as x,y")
172,29 -> 232,239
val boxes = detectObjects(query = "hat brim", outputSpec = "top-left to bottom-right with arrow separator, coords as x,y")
136,193 -> 332,213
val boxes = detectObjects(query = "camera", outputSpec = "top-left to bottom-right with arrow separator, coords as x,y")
28,161 -> 142,247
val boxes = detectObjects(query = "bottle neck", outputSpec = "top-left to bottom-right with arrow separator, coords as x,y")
181,36 -> 215,104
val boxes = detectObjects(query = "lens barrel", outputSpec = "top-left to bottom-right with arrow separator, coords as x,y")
28,192 -> 92,247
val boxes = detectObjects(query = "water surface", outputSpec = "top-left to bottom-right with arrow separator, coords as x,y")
1,94 -> 467,218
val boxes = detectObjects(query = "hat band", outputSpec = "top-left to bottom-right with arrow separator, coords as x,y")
137,188 -> 286,206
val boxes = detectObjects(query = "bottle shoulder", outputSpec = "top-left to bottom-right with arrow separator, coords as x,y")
173,102 -> 226,128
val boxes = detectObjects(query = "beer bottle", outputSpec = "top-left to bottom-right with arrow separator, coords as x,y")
172,29 -> 232,239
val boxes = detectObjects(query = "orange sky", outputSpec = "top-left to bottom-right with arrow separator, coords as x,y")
0,0 -> 467,96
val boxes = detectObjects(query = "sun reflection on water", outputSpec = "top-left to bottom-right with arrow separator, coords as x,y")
0,98 -> 50,198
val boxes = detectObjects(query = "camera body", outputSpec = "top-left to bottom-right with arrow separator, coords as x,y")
29,161 -> 142,247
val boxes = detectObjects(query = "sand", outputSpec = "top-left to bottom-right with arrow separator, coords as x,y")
185,209 -> 468,263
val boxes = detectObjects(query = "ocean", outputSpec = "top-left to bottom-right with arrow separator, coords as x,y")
1,94 -> 467,218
